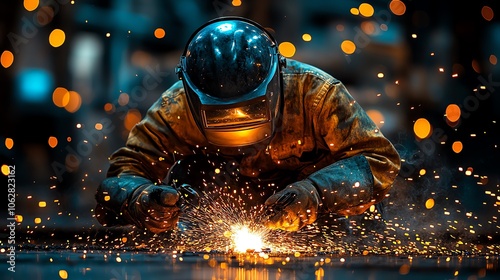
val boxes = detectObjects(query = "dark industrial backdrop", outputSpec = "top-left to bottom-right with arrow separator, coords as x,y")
0,0 -> 499,244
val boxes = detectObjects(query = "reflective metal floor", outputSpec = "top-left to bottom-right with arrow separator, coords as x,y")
4,250 -> 499,280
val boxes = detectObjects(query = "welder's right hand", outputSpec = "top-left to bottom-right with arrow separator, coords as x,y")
125,184 -> 181,234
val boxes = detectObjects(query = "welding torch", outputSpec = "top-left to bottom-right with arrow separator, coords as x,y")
264,192 -> 297,220
173,183 -> 201,210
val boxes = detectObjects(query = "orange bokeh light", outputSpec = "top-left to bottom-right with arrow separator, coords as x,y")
445,104 -> 461,123
1,50 -> 14,68
389,0 -> 406,16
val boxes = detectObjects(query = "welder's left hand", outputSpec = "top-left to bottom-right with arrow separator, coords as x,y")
264,180 -> 321,231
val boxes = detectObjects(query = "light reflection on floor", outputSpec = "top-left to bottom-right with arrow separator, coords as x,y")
5,250 -> 499,280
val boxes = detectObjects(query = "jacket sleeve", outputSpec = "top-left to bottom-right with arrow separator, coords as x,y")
306,81 -> 401,216
95,87 -> 204,225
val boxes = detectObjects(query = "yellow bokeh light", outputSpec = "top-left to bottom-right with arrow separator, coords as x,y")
413,118 -> 432,139
52,87 -> 70,108
1,165 -> 10,176
341,40 -> 356,54
15,215 -> 23,223
389,0 -> 406,16
359,3 -> 374,17
315,267 -> 325,277
445,104 -> 461,123
49,29 -> 66,48
59,269 -> 68,280
5,138 -> 14,150
452,141 -> 463,153
34,217 -> 42,224
154,28 -> 165,39
24,0 -> 39,11
425,198 -> 435,209
64,91 -> 82,113
278,42 -> 296,58
1,50 -> 14,68
124,109 -> 142,131
481,6 -> 494,21
39,201 -> 47,208
232,0 -> 242,6
302,33 -> 312,41
48,136 -> 58,148
350,8 -> 360,15
419,169 -> 426,176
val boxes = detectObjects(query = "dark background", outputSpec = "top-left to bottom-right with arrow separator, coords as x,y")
0,0 -> 499,244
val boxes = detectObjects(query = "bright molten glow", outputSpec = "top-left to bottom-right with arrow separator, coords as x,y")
231,225 -> 265,253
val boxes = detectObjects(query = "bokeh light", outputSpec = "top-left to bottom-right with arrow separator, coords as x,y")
341,40 -> 356,54
48,136 -> 58,148
64,91 -> 82,113
49,29 -> 66,48
445,104 -> 461,122
302,33 -> 312,41
490,55 -> 497,65
452,141 -> 463,153
359,3 -> 374,17
118,93 -> 129,106
481,6 -> 494,21
361,21 -> 376,35
36,6 -> 55,26
5,138 -> 14,150
350,8 -> 360,16
104,102 -> 115,113
389,0 -> 406,16
124,109 -> 142,131
1,165 -> 10,176
59,269 -> 68,280
366,109 -> 385,128
413,118 -> 432,139
52,87 -> 70,108
1,50 -> 14,68
278,42 -> 296,57
232,0 -> 242,7
23,0 -> 39,11
425,198 -> 435,209
154,28 -> 165,39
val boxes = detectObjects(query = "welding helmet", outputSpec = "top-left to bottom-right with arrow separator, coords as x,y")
176,16 -> 286,147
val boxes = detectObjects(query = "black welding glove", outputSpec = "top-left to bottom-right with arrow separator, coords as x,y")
264,179 -> 321,232
95,176 -> 180,233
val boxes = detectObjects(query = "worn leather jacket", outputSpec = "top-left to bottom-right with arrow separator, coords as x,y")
95,59 -> 401,226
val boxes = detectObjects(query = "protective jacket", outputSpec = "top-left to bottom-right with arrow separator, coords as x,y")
95,59 -> 401,227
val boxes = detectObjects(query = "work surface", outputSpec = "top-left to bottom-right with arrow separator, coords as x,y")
4,250 -> 499,280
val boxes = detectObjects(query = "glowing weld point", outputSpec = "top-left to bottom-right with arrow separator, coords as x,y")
231,225 -> 265,253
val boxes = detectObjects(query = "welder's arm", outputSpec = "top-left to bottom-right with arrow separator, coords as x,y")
307,82 -> 401,216
95,91 -> 200,233
265,82 -> 400,231
95,176 -> 180,233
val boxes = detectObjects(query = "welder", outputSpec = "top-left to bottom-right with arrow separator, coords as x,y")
95,16 -> 401,234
